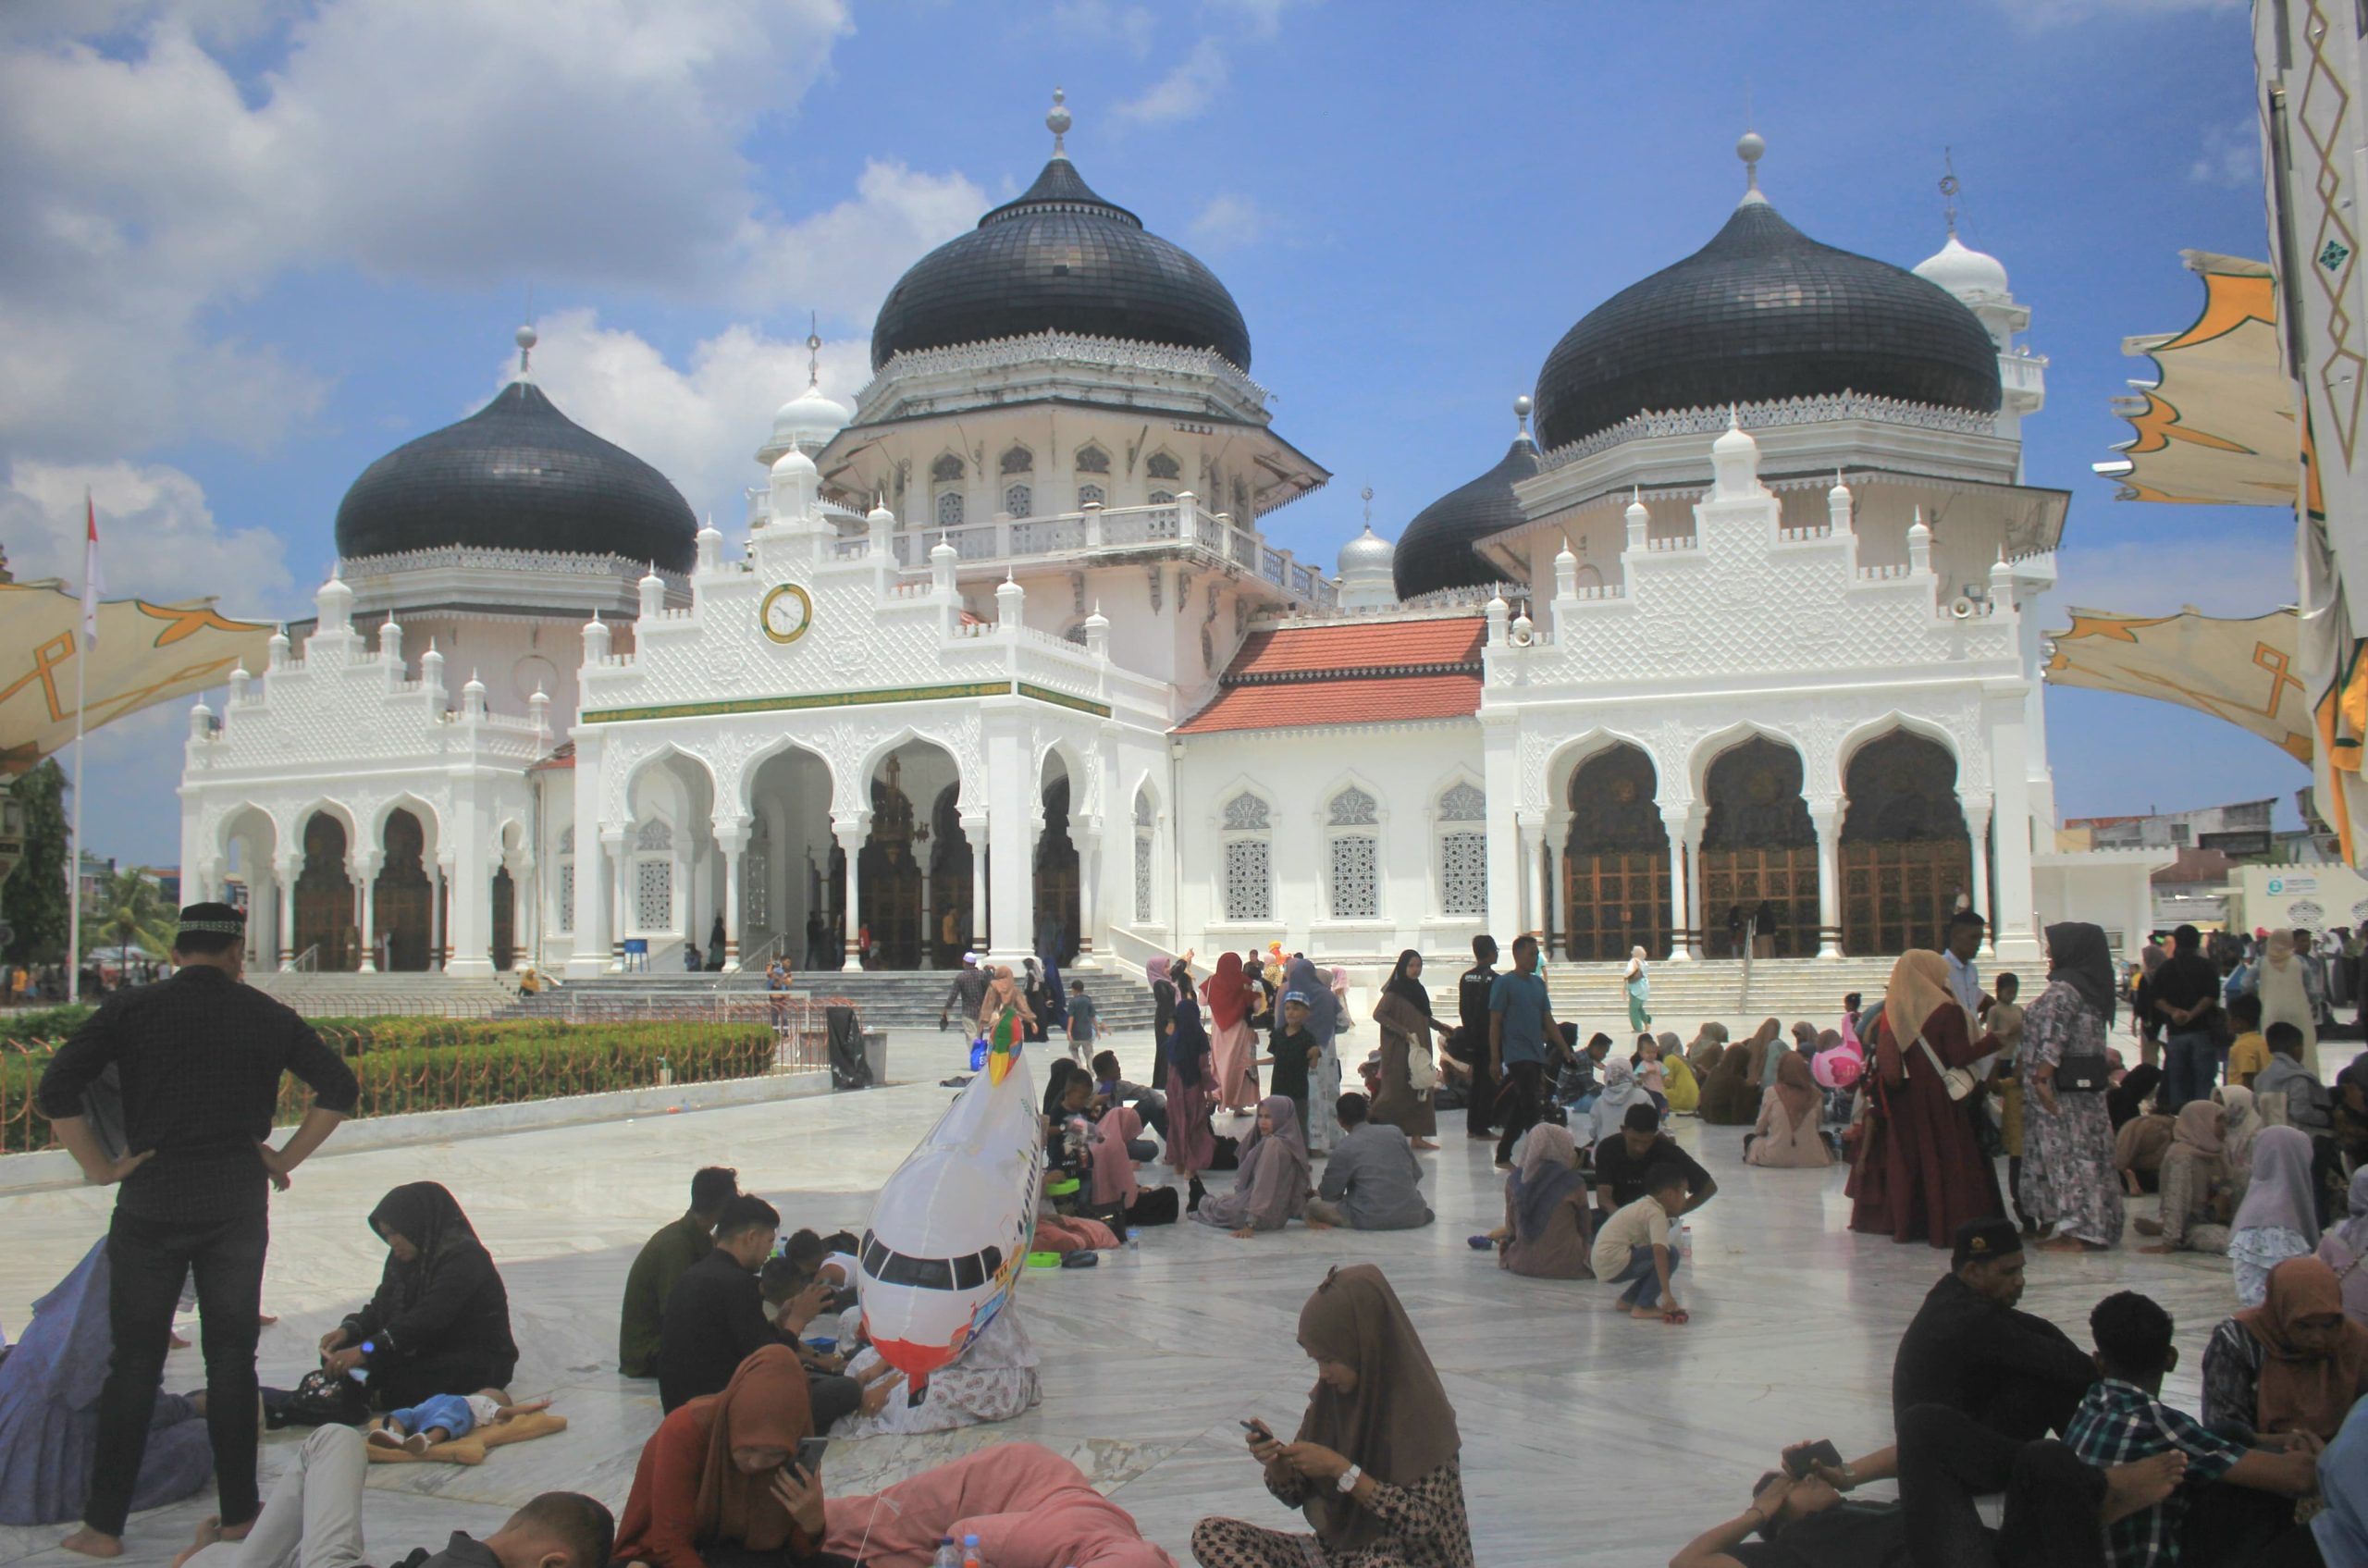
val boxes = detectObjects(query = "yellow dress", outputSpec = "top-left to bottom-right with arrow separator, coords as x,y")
1662,1055 -> 1700,1114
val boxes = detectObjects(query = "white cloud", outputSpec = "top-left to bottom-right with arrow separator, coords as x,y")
0,459 -> 298,618
520,309 -> 874,530
1190,191 -> 1269,251
1117,37 -> 1229,125
2190,119 -> 2261,189
734,160 -> 987,317
1048,0 -> 1156,56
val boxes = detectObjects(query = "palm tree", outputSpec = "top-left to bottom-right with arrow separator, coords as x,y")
82,869 -> 177,959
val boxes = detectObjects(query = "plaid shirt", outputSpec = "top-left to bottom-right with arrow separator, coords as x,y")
2065,1378 -> 2248,1567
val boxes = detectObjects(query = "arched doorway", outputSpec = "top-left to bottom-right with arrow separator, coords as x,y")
1562,746 -> 1671,961
1034,765 -> 1080,965
491,866 -> 517,970
1841,730 -> 1972,956
860,757 -> 925,968
746,744 -> 832,970
931,785 -> 973,965
293,812 -> 357,970
374,809 -> 433,970
1699,736 -> 1818,957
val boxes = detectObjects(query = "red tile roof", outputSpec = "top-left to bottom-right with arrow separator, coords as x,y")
1176,617 -> 1486,735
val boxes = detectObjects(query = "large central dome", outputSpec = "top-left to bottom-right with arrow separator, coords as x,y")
1532,147 -> 2002,452
869,95 -> 1251,372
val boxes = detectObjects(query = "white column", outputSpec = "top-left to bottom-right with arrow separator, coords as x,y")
1986,684 -> 2041,964
1517,813 -> 1547,939
445,774 -> 490,977
984,723 -> 1033,968
353,851 -> 381,971
1684,817 -> 1706,958
717,819 -> 748,972
276,854 -> 299,969
1076,825 -> 1101,965
834,820 -> 867,971
1483,721 -> 1522,942
568,736 -> 610,977
1660,808 -> 1694,962
433,854 -> 453,970
1809,800 -> 1844,960
1964,793 -> 1996,959
1545,809 -> 1570,958
961,810 -> 990,957
607,833 -> 629,970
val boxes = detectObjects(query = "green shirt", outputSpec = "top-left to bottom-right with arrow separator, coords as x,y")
619,1214 -> 714,1377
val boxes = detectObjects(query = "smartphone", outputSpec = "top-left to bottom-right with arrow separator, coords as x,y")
793,1436 -> 829,1478
1784,1439 -> 1844,1480
1240,1419 -> 1274,1443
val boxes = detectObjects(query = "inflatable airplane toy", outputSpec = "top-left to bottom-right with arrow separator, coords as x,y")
855,1013 -> 1040,1387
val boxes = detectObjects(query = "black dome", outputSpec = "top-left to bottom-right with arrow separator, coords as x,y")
870,155 -> 1251,371
335,381 -> 697,572
1392,433 -> 1541,601
1532,197 -> 2002,452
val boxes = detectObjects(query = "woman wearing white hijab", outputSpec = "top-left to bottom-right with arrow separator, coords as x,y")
2216,1084 -> 2263,1207
2244,929 -> 2323,1074
1585,1058 -> 1651,1150
2228,1125 -> 2324,1307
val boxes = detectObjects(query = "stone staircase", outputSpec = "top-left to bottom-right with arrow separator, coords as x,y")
1546,956 -> 1905,1032
244,971 -> 520,1019
503,968 -> 1159,1033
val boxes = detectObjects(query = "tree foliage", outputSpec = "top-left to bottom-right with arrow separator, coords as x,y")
3,761 -> 68,965
83,867 -> 177,958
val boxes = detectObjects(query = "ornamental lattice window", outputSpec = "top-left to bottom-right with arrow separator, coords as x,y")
557,863 -> 575,932
1438,782 -> 1486,821
1005,484 -> 1031,518
743,850 -> 767,927
1077,483 -> 1104,508
1146,451 -> 1181,481
937,491 -> 964,527
635,859 -> 672,930
1328,785 -> 1378,827
1076,446 -> 1110,475
1224,839 -> 1271,921
635,819 -> 673,852
1223,793 -> 1270,832
1440,831 -> 1486,916
1135,790 -> 1154,829
1134,833 -> 1153,922
1329,834 -> 1378,919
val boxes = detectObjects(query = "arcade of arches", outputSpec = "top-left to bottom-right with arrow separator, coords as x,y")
1555,728 -> 1980,962
280,806 -> 515,973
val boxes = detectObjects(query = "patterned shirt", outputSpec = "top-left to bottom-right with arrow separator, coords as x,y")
2065,1378 -> 2248,1567
1265,1459 -> 1473,1568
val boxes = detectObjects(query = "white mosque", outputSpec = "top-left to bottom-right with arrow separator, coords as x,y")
177,101 -> 2156,983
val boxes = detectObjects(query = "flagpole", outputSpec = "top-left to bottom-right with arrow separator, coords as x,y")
67,635 -> 84,1002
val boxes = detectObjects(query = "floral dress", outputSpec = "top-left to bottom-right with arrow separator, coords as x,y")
2017,978 -> 2124,1246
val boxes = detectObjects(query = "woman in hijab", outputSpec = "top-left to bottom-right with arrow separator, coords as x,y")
1020,957 -> 1052,1043
1190,1266 -> 1470,1568
1371,950 -> 1451,1150
1846,950 -> 2004,1248
798,1442 -> 1175,1568
2113,1105 -> 2177,1195
1204,952 -> 1263,1115
1190,1096 -> 1314,1238
2231,1125 -> 2326,1307
2106,1063 -> 2164,1134
1585,1058 -> 1651,1150
980,965 -> 1034,1043
1746,1053 -> 1832,1167
2138,1101 -> 2236,1257
1088,1105 -> 1174,1229
2135,940 -> 2168,1069
612,1344 -> 818,1568
2246,928 -> 2324,1074
1500,1123 -> 1590,1279
1758,1019 -> 1792,1091
1683,1022 -> 1728,1083
2219,1083 -> 2264,1207
1658,1031 -> 1699,1116
1284,957 -> 1343,1155
1164,955 -> 1216,1195
1149,956 -> 1178,1091
2202,1256 -> 2368,1443
319,1182 -> 516,1410
1622,946 -> 1651,1032
2319,1170 -> 2368,1327
2016,922 -> 2123,1255
0,1240 -> 211,1525
1696,1034 -> 1762,1127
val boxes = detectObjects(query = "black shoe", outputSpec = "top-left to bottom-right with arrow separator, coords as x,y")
1188,1175 -> 1207,1214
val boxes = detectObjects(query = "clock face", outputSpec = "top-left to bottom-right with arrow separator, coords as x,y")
759,583 -> 813,645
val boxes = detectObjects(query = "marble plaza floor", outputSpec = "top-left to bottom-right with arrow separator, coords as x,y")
0,1022 -> 2306,1568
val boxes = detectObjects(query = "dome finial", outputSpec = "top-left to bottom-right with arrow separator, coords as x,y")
1940,146 -> 1961,237
1361,485 -> 1374,528
1047,87 -> 1071,159
1513,393 -> 1533,438
1736,129 -> 1767,205
806,311 -> 822,389
515,322 -> 537,379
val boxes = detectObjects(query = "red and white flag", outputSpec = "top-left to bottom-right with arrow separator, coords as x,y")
80,488 -> 103,648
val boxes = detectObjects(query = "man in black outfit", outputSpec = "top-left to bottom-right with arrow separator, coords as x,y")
657,1194 -> 875,1426
1455,934 -> 1498,1142
2152,921 -> 2225,1115
36,903 -> 358,1558
1893,1218 -> 2096,1442
1592,1102 -> 1717,1222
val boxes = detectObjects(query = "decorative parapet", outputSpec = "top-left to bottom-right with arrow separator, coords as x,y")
855,329 -> 1274,417
1536,390 -> 2002,472
339,545 -> 686,587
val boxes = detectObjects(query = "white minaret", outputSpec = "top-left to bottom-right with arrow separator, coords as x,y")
1335,485 -> 1397,609
1913,155 -> 2044,458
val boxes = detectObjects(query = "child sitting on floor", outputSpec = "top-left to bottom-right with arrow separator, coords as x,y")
366,1392 -> 549,1455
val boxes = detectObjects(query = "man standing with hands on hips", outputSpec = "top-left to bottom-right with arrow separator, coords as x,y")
36,903 -> 358,1559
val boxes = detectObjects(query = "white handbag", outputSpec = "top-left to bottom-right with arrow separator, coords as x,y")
1407,1046 -> 1438,1094
1915,1035 -> 1978,1102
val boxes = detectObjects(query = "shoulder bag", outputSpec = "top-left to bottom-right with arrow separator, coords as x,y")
1913,1035 -> 1978,1102
2054,1047 -> 2111,1093
1407,1045 -> 1439,1094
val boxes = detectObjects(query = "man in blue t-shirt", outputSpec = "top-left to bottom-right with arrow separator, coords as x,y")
1488,933 -> 1562,1168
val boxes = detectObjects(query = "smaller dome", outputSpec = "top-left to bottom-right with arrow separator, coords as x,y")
1393,402 -> 1541,601
770,382 -> 851,451
1913,233 -> 2010,302
1338,525 -> 1394,576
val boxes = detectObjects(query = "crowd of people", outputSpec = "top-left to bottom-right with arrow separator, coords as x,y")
20,900 -> 2368,1566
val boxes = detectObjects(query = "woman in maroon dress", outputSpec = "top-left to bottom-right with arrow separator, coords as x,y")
1847,949 -> 2005,1246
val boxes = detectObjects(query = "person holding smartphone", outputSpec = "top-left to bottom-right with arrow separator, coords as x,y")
613,1345 -> 824,1568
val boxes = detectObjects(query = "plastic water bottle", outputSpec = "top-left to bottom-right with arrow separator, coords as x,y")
932,1539 -> 960,1568
961,1533 -> 984,1568
1125,1227 -> 1141,1252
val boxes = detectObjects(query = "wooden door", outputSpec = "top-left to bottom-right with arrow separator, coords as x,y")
1842,841 -> 1972,957
490,867 -> 517,970
1563,849 -> 1671,962
1699,846 -> 1819,958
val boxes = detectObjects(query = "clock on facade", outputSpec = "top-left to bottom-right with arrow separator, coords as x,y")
759,582 -> 814,645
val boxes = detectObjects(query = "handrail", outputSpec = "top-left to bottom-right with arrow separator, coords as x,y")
740,932 -> 792,973
290,945 -> 321,973
1737,919 -> 1756,1011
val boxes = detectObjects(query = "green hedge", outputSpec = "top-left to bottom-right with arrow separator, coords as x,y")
2,1020 -> 777,1155
1,1005 -> 92,1045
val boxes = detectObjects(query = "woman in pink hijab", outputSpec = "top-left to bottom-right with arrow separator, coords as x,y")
1087,1105 -> 1173,1228
796,1441 -> 1176,1568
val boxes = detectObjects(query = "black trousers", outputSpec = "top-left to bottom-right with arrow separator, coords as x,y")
1495,1061 -> 1542,1164
92,1204 -> 268,1535
1127,1093 -> 1168,1139
1896,1402 -> 2106,1568
1464,1052 -> 1498,1138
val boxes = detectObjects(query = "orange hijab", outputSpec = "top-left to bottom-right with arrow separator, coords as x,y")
1883,951 -> 1962,1064
693,1345 -> 817,1550
1772,1051 -> 1819,1127
2238,1256 -> 2368,1438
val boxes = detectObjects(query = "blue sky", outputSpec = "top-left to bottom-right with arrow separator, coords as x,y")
0,0 -> 2303,868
